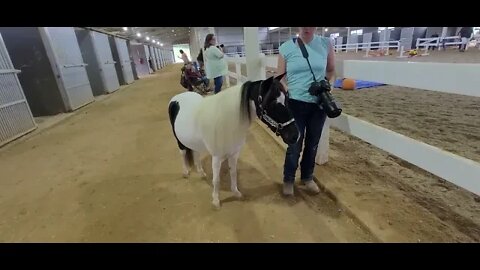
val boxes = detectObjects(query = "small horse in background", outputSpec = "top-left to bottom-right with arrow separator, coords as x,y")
168,74 -> 299,208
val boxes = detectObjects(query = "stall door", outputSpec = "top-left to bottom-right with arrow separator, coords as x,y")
378,29 -> 391,49
40,27 -> 94,111
148,46 -> 158,70
159,49 -> 164,68
362,33 -> 372,50
161,50 -> 165,67
144,45 -> 153,73
154,48 -> 161,69
0,34 -> 37,146
114,37 -> 134,84
92,31 -> 119,93
157,48 -> 162,68
400,27 -> 414,50
347,34 -> 358,51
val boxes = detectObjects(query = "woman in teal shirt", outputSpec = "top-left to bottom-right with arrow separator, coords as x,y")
277,27 -> 335,196
204,34 -> 228,94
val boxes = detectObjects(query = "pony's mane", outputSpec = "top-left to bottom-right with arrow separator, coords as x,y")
194,83 -> 257,155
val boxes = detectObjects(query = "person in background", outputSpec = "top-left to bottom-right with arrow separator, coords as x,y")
203,34 -> 227,94
458,27 -> 473,52
178,49 -> 190,64
196,49 -> 204,70
148,56 -> 154,72
185,63 -> 209,88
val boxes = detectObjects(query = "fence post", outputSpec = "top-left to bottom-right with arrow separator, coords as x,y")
225,70 -> 230,87
235,55 -> 241,83
316,117 -> 330,165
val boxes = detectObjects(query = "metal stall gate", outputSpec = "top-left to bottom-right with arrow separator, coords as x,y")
0,34 -> 37,147
76,29 -> 120,95
39,27 -> 95,111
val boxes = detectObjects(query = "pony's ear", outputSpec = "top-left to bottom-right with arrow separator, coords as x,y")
260,76 -> 274,95
274,73 -> 286,81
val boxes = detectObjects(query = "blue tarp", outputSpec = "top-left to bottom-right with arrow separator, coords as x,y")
333,78 -> 386,90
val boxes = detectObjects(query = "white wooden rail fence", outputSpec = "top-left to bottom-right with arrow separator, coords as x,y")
334,40 -> 401,53
225,54 -> 480,196
416,36 -> 462,49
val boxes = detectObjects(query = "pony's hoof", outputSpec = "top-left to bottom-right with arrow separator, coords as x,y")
200,172 -> 207,179
233,191 -> 243,199
212,199 -> 220,209
182,172 -> 189,179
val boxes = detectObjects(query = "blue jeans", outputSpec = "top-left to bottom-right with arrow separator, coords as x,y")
283,99 -> 327,183
214,76 -> 223,94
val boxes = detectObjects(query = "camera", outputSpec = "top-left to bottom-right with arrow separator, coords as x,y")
216,44 -> 224,49
308,78 -> 342,118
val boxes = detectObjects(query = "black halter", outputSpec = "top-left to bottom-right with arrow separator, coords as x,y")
254,80 -> 295,136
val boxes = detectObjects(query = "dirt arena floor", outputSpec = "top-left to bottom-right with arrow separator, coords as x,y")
0,65 -> 373,242
332,86 -> 480,163
0,63 -> 478,243
323,49 -> 480,242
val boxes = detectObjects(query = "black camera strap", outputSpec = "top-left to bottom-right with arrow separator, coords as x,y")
294,37 -> 318,83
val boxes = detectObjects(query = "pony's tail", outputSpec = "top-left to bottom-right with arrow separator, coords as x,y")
169,100 -> 195,169
185,149 -> 194,168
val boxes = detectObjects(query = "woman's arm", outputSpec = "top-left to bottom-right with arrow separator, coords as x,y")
325,43 -> 335,82
212,46 -> 224,59
276,53 -> 288,90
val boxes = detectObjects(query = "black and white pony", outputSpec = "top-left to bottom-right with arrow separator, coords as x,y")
168,74 -> 299,208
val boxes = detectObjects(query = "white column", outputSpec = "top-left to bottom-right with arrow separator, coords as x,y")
441,27 -> 448,38
244,27 -> 265,81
